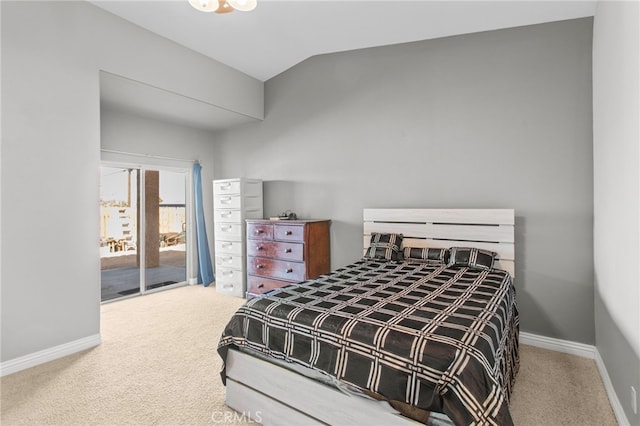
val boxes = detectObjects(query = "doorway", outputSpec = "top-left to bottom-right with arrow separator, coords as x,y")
100,165 -> 188,301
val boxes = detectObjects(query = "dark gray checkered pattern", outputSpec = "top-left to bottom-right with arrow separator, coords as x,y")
365,233 -> 403,261
448,247 -> 497,271
403,247 -> 448,264
218,259 -> 519,425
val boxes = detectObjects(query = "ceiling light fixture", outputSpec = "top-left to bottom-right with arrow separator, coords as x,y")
189,0 -> 257,14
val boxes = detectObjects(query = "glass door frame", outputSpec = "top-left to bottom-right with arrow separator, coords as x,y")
100,157 -> 196,301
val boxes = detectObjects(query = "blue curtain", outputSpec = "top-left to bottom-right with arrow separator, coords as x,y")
193,163 -> 214,286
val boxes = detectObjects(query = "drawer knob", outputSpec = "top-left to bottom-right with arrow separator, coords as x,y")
257,283 -> 264,289
285,231 -> 293,236
285,248 -> 292,253
257,264 -> 265,269
255,229 -> 264,234
286,268 -> 293,273
256,245 -> 264,251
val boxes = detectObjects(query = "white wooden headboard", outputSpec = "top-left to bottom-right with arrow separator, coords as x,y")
363,209 -> 515,276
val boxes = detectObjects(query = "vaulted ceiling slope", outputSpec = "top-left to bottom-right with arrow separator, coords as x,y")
91,0 -> 596,82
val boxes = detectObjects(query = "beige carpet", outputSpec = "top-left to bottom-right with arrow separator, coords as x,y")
1,285 -> 617,426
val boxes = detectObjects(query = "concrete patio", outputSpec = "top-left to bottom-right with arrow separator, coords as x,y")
101,249 -> 186,301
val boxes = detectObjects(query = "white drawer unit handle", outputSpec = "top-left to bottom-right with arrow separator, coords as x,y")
223,284 -> 234,289
221,197 -> 232,204
220,183 -> 232,190
221,225 -> 232,231
223,256 -> 233,263
222,270 -> 233,276
221,242 -> 232,248
221,212 -> 232,218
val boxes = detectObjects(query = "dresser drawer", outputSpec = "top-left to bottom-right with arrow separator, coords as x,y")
247,223 -> 274,240
216,268 -> 244,297
214,195 -> 241,210
214,209 -> 241,223
247,275 -> 291,296
213,180 -> 241,196
247,241 -> 304,262
215,254 -> 243,270
247,257 -> 306,282
217,267 -> 244,282
215,222 -> 243,241
215,239 -> 242,255
274,224 -> 305,242
216,281 -> 242,296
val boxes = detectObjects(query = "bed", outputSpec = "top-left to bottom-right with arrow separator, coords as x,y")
217,209 -> 518,425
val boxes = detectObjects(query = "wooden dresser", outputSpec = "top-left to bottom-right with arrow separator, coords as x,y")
246,219 -> 331,299
213,178 -> 263,298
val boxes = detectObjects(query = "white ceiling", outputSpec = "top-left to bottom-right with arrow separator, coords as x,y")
92,0 -> 596,82
93,0 -> 596,131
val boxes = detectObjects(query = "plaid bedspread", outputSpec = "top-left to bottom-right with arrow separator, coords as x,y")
218,259 -> 519,425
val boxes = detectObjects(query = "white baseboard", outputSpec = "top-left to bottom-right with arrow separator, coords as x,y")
0,334 -> 101,377
595,349 -> 631,426
520,331 -> 629,426
520,331 -> 596,359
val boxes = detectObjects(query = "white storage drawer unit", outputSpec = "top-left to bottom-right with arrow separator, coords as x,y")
214,222 -> 244,241
214,209 -> 242,224
213,178 -> 263,297
215,239 -> 243,256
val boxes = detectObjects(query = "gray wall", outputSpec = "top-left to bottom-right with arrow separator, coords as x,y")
214,18 -> 595,344
593,1 -> 640,423
1,1 -> 262,363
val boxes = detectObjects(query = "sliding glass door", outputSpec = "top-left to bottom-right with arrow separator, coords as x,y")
100,167 -> 140,301
144,170 -> 187,291
100,165 -> 188,302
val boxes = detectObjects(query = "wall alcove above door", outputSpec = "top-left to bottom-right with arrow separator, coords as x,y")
99,70 -> 261,132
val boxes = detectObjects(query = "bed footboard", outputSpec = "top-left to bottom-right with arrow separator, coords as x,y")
225,349 -> 422,426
